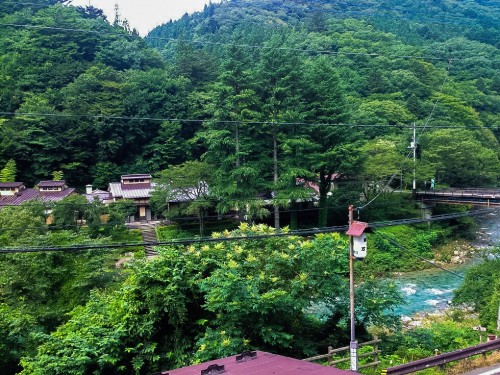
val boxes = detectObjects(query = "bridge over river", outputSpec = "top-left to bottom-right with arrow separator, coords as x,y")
416,188 -> 500,206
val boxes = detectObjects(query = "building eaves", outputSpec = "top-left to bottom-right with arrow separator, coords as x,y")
37,180 -> 66,187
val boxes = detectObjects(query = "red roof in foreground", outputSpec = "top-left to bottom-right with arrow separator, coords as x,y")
161,351 -> 351,375
346,221 -> 368,237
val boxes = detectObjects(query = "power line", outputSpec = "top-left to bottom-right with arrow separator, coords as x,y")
2,22 -> 499,63
0,195 -> 427,232
4,1 -> 498,31
357,59 -> 454,211
0,111 -> 497,131
0,207 -> 494,253
417,60 -> 454,141
376,232 -> 464,279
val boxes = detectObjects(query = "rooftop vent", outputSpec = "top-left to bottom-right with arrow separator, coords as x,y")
235,351 -> 257,362
201,364 -> 225,375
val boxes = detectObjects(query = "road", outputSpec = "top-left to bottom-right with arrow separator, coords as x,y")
463,364 -> 500,375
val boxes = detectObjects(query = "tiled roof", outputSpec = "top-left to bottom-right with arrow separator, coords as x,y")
164,351 -> 351,375
37,180 -> 66,187
0,188 -> 75,206
109,182 -> 123,198
0,182 -> 24,188
109,179 -> 205,202
121,174 -> 152,180
84,190 -> 112,203
40,188 -> 75,201
109,182 -> 155,199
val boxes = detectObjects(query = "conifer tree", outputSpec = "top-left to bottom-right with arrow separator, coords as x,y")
0,159 -> 17,182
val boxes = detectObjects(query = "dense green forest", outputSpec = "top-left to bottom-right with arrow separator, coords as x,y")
1,0 -> 499,199
1,0 -> 500,373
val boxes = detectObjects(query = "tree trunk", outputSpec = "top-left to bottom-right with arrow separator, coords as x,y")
273,125 -> 280,230
290,200 -> 298,230
235,123 -> 243,222
318,172 -> 332,227
199,210 -> 205,237
235,123 -> 240,167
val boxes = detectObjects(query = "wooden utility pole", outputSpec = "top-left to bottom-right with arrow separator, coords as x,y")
497,303 -> 500,331
412,122 -> 417,197
348,205 -> 358,371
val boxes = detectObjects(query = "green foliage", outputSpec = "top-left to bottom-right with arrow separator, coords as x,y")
0,159 -> 17,182
381,318 -> 479,363
0,0 -> 498,221
151,161 -> 215,236
0,204 -> 47,246
91,161 -> 121,190
84,198 -> 106,238
19,224 -> 402,373
454,258 -> 500,329
51,194 -> 88,230
420,129 -> 500,187
1,2 -> 499,371
0,203 -> 140,372
0,304 -> 39,374
105,200 -> 136,238
51,170 -> 64,181
357,224 -> 447,276
156,225 -> 192,240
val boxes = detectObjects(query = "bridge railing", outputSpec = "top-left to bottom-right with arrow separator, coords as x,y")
417,188 -> 500,198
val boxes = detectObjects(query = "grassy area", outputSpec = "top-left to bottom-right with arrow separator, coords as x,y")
157,219 -> 240,240
156,225 -> 192,240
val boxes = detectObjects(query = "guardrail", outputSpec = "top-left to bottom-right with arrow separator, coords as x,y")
417,189 -> 500,198
382,338 -> 500,375
416,189 -> 500,206
304,337 -> 381,370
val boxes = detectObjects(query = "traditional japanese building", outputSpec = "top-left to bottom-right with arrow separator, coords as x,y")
0,180 -> 75,206
108,174 -> 155,222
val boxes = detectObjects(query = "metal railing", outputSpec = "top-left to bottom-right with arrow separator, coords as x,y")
382,338 -> 500,375
418,188 -> 500,198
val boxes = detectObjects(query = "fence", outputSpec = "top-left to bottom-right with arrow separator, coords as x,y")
382,338 -> 500,375
304,337 -> 381,370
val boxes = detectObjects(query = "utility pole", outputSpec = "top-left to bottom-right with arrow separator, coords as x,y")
411,122 -> 417,197
348,205 -> 358,371
497,303 -> 500,332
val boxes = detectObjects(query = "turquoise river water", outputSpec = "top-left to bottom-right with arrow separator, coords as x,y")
392,212 -> 498,317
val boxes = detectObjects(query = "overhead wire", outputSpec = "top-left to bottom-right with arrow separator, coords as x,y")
0,111 -> 497,131
376,232 -> 464,279
1,4 -> 498,224
356,59 -> 454,212
1,22 -> 499,63
0,207 -> 495,253
6,0 -> 499,37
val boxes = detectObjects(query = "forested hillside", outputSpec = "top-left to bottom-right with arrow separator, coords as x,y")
0,0 -> 499,202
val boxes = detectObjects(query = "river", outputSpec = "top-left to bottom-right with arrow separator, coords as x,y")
393,212 -> 498,318
393,265 -> 470,317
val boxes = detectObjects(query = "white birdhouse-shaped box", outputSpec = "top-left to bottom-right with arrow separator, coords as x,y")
353,234 -> 367,259
346,221 -> 369,259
